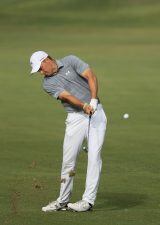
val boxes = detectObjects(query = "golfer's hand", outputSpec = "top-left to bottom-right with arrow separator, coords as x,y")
90,98 -> 98,111
83,103 -> 94,115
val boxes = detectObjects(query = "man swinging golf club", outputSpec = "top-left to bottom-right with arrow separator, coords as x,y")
29,51 -> 107,212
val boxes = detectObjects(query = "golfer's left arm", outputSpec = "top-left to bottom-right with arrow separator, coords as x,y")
82,68 -> 99,111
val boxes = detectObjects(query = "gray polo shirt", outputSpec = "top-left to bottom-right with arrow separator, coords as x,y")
43,55 -> 92,113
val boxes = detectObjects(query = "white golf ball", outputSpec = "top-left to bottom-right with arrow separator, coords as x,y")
123,113 -> 129,119
83,146 -> 88,152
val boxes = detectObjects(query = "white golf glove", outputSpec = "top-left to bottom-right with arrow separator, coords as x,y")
90,98 -> 98,112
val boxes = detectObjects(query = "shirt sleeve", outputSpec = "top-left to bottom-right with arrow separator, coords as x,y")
68,55 -> 89,75
43,82 -> 65,99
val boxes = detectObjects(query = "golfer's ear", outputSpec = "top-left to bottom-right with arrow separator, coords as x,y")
45,57 -> 50,62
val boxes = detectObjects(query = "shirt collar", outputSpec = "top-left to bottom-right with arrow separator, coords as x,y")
56,60 -> 64,70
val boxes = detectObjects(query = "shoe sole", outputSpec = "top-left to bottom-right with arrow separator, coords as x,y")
67,206 -> 92,212
42,206 -> 68,212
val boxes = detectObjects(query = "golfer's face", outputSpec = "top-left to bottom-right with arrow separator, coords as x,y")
39,58 -> 57,76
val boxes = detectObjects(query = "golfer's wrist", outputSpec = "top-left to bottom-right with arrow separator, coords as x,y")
90,98 -> 98,103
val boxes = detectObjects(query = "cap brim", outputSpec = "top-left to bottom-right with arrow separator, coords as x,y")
30,63 -> 41,74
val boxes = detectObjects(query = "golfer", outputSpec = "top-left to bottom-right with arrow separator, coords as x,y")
29,51 -> 107,212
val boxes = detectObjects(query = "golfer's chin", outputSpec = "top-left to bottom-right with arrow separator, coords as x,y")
44,72 -> 54,77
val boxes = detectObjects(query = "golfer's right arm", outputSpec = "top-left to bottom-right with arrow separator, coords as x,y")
59,91 -> 93,115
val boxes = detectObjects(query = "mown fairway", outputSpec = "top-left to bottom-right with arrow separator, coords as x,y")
0,1 -> 160,225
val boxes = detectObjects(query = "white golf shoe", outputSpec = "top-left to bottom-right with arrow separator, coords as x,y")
67,200 -> 92,212
42,200 -> 68,212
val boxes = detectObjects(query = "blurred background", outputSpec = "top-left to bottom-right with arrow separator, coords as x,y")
0,1 -> 160,225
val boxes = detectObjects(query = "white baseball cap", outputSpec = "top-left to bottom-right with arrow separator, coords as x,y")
30,51 -> 48,74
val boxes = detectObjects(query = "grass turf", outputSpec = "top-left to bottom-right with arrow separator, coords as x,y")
0,1 -> 160,225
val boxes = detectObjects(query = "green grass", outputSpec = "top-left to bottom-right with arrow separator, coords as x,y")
0,0 -> 160,225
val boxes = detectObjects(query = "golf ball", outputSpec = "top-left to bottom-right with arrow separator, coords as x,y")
83,146 -> 88,152
123,113 -> 129,119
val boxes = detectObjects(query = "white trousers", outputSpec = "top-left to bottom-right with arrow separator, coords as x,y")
57,104 -> 107,205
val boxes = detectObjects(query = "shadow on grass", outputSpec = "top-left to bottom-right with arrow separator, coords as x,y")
97,192 -> 148,210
